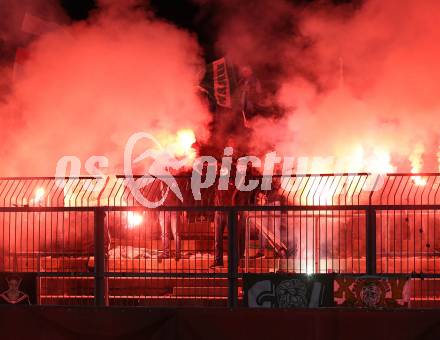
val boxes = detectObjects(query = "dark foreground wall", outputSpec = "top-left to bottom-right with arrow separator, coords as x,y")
1,306 -> 440,340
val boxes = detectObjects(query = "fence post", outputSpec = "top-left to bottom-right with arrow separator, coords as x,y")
94,208 -> 106,306
366,208 -> 377,275
227,209 -> 239,308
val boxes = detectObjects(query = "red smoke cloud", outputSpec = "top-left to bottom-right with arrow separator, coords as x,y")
2,0 -> 440,176
0,1 -> 210,175
212,0 -> 440,173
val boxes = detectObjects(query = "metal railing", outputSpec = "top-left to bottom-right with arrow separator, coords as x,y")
0,174 -> 439,307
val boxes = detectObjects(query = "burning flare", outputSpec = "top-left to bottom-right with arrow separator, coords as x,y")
410,143 -> 427,186
127,212 -> 143,229
167,129 -> 197,162
437,146 -> 440,173
34,187 -> 45,203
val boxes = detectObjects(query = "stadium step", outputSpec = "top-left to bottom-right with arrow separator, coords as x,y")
172,286 -> 243,298
40,277 -> 231,295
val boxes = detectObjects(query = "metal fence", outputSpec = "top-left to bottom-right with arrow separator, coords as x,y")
0,174 -> 440,307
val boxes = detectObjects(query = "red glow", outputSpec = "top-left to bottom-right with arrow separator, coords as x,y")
34,187 -> 45,203
127,212 -> 143,229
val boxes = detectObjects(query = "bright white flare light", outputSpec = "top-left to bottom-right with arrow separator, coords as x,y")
411,175 -> 427,186
410,143 -> 427,186
34,187 -> 45,203
173,129 -> 196,160
127,212 -> 143,229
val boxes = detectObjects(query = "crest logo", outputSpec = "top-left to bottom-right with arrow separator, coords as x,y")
124,132 -> 190,208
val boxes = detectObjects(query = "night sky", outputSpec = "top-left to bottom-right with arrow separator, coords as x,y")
59,0 -> 219,60
59,0 -> 355,61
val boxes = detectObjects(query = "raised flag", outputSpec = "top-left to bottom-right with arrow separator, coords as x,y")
21,13 -> 60,36
13,13 -> 61,81
212,57 -> 232,108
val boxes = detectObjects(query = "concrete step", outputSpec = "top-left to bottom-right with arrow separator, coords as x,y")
172,286 -> 240,297
40,277 -> 232,296
3,256 -> 90,272
40,295 -> 232,307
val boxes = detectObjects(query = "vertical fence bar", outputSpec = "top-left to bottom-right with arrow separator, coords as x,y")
228,209 -> 238,308
94,208 -> 106,306
366,208 -> 377,275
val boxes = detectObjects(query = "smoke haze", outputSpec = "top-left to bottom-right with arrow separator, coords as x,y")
0,0 -> 210,175
210,0 -> 440,172
2,0 -> 440,175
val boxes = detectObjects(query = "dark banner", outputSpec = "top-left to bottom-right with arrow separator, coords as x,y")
0,273 -> 37,305
334,276 -> 410,308
244,274 -> 334,308
200,57 -> 238,111
212,57 -> 232,108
